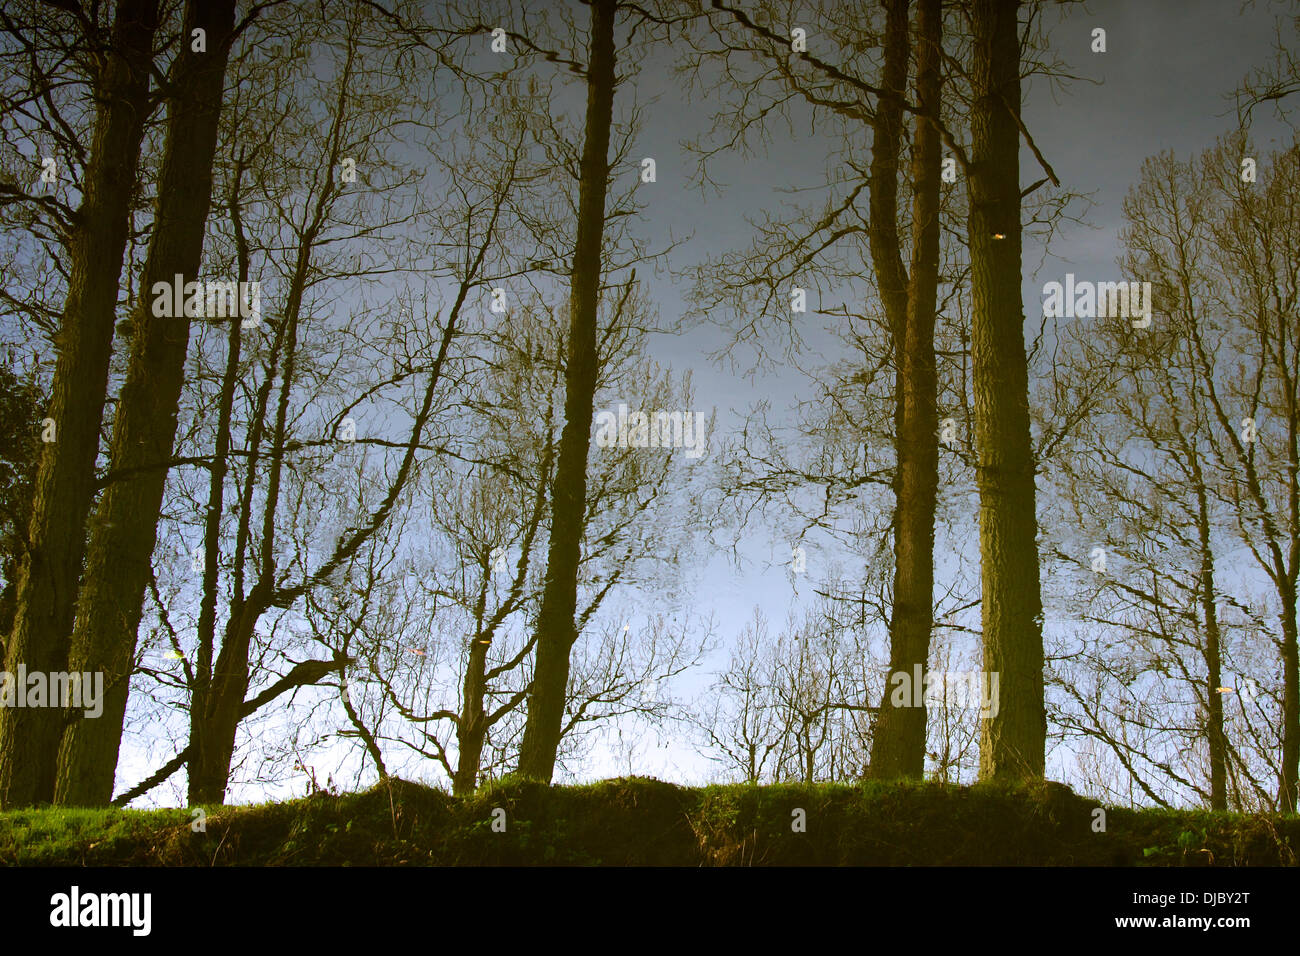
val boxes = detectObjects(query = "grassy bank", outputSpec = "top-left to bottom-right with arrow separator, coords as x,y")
0,777 -> 1295,866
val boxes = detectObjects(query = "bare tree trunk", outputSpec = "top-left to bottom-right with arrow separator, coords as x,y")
862,0 -> 910,779
1280,579 -> 1299,811
189,211 -> 307,805
869,0 -> 943,780
1280,379 -> 1300,812
184,155 -> 252,805
186,209 -> 282,806
1189,460 -> 1227,810
453,569 -> 509,796
864,0 -> 909,357
0,0 -> 159,809
54,0 -> 237,808
516,0 -> 618,783
188,596 -> 262,804
453,636 -> 490,795
967,0 -> 1046,781
185,326 -> 273,805
111,655 -> 346,806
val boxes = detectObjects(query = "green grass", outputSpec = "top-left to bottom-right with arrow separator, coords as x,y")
0,777 -> 1295,866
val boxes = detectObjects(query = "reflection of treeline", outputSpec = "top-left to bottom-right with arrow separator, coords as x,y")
0,0 -> 712,810
0,0 -> 1296,819
681,0 -> 1300,814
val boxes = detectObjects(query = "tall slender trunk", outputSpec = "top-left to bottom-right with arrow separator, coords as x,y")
1280,368 -> 1300,812
869,0 -> 943,780
184,159 -> 251,806
1280,577 -> 1299,811
864,0 -> 909,777
1177,352 -> 1226,808
0,0 -> 160,809
182,317 -> 241,802
516,0 -> 618,783
864,0 -> 910,356
184,329 -> 274,804
967,0 -> 1046,781
189,228 -> 307,804
1193,475 -> 1227,810
55,0 -> 237,808
186,253 -> 284,806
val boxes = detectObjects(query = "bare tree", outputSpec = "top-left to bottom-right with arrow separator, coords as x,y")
697,589 -> 881,784
0,0 -> 161,809
965,0 -> 1045,781
310,297 -> 711,795
1124,140 -> 1300,810
517,0 -> 621,782
55,0 -> 239,808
